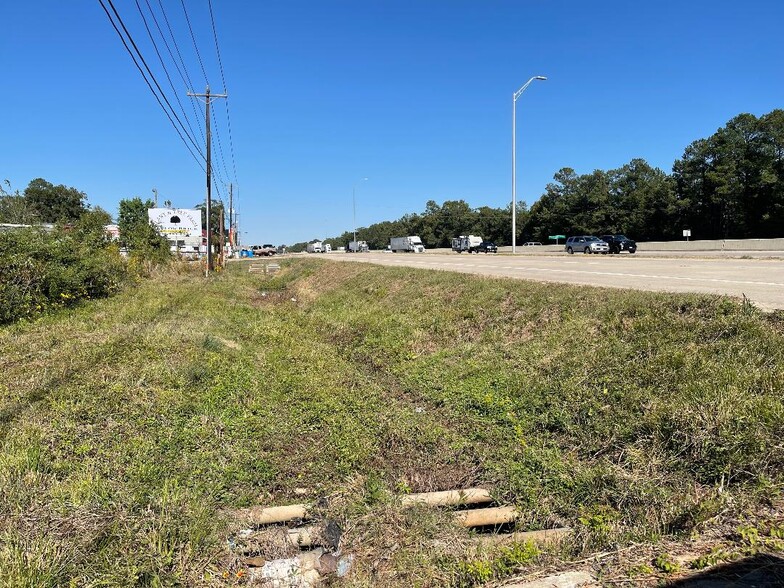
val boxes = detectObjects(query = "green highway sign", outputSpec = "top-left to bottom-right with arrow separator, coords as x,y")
548,235 -> 565,239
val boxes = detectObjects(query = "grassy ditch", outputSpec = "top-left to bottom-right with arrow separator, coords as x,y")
1,258 -> 782,586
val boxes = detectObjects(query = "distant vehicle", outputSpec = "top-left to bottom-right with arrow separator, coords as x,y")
565,236 -> 609,254
348,240 -> 369,252
306,241 -> 323,253
261,244 -> 277,256
451,235 -> 483,253
251,245 -> 264,256
323,243 -> 332,253
523,241 -> 543,246
478,241 -> 498,253
601,234 -> 637,254
390,236 -> 425,253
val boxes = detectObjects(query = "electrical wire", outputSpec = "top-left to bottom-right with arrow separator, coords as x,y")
207,0 -> 238,184
145,0 -> 206,146
97,0 -> 206,173
134,0 -> 204,159
179,0 -> 209,85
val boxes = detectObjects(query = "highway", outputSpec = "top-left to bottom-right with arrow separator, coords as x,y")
328,252 -> 784,311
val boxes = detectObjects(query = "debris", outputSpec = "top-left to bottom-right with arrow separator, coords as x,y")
454,505 -> 518,527
501,570 -> 597,588
243,555 -> 267,567
476,527 -> 572,548
240,503 -> 309,524
318,553 -> 338,574
336,554 -> 354,577
401,488 -> 492,507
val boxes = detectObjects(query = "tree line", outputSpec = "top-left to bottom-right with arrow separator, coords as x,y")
288,109 -> 783,251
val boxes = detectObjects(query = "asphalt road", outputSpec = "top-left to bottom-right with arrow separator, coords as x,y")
328,252 -> 784,311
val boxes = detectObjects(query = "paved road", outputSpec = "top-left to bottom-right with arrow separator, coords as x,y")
328,252 -> 784,311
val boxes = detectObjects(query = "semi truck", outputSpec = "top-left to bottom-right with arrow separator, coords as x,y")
306,241 -> 323,253
348,240 -> 369,252
390,236 -> 425,253
451,235 -> 483,253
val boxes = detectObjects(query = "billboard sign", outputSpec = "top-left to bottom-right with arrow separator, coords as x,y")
147,208 -> 203,248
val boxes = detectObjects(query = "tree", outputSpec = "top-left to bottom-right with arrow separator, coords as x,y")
118,197 -> 169,260
23,178 -> 87,223
0,180 -> 37,224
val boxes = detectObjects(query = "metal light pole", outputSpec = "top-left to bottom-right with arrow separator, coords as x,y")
512,75 -> 546,254
353,177 -> 368,244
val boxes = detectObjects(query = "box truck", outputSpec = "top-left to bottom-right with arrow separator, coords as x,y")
390,236 -> 425,253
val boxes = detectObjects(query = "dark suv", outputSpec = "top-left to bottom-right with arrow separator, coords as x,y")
601,235 -> 637,254
478,241 -> 498,253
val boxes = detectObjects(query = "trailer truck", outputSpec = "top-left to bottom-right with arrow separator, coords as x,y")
348,240 -> 369,252
389,236 -> 425,253
306,241 -> 323,253
451,235 -> 483,253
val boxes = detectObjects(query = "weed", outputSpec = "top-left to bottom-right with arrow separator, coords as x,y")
654,553 -> 680,574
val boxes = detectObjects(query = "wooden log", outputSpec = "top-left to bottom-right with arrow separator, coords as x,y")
286,526 -> 316,547
401,488 -> 493,507
474,527 -> 571,548
454,506 -> 518,527
241,504 -> 309,524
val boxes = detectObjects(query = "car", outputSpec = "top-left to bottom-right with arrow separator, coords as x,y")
477,241 -> 498,253
601,234 -> 637,254
523,241 -> 543,246
565,236 -> 609,254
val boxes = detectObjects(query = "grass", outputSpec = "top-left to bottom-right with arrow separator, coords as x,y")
1,258 -> 782,586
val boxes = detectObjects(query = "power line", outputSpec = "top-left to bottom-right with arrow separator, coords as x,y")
207,0 -> 238,184
178,0 -> 231,190
97,0 -> 206,172
145,0 -> 206,146
180,0 -> 209,85
133,0 -> 204,158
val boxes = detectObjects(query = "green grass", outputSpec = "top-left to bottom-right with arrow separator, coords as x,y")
1,258 -> 782,586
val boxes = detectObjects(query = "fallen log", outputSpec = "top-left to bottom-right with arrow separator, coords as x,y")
401,488 -> 492,507
454,506 -> 518,527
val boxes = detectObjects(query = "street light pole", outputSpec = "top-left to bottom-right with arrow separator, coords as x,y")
353,177 -> 368,245
512,75 -> 546,254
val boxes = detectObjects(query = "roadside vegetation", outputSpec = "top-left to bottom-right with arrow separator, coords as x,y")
0,178 -> 172,325
1,258 -> 782,586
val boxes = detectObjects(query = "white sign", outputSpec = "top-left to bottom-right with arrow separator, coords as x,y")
148,208 -> 203,247
683,229 -> 691,237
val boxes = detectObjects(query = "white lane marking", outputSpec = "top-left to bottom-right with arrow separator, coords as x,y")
497,265 -> 784,287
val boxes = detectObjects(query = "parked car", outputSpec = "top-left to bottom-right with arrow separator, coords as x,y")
523,241 -> 543,246
565,236 -> 609,254
601,234 -> 637,254
477,241 -> 498,253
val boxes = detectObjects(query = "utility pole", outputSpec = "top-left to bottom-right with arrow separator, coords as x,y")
188,85 -> 227,273
228,182 -> 234,250
152,187 -> 158,207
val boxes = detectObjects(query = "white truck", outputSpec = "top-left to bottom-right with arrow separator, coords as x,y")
306,241 -> 323,253
348,240 -> 369,253
390,236 -> 425,253
451,235 -> 483,253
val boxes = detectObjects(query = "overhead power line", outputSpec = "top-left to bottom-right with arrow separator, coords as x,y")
207,0 -> 238,184
145,0 -> 206,146
97,0 -> 206,172
133,0 -> 204,159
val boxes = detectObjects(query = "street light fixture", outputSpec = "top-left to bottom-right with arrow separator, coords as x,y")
353,177 -> 368,244
512,75 -> 546,254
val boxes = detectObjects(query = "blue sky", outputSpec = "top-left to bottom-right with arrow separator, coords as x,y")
2,0 -> 782,245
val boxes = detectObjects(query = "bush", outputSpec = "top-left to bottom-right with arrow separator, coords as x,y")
0,222 -> 128,324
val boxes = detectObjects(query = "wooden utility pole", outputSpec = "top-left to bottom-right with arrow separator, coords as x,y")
228,182 -> 234,250
188,86 -> 227,273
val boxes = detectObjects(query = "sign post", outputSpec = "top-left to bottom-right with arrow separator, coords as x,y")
548,234 -> 566,245
683,229 -> 691,242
